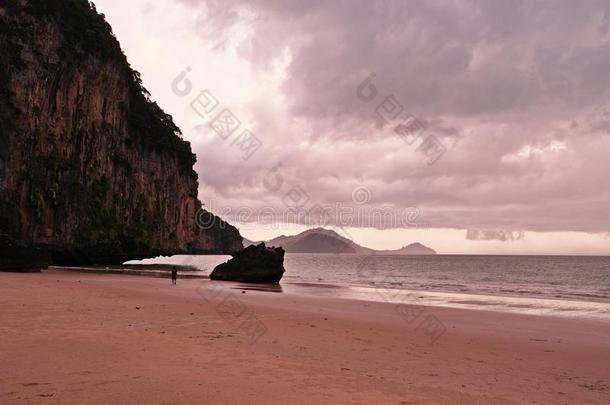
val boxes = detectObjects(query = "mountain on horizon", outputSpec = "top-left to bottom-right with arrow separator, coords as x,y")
243,228 -> 437,255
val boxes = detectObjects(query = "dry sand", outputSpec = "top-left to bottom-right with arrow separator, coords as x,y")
1,270 -> 609,404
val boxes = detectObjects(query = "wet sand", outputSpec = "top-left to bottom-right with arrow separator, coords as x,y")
1,270 -> 609,404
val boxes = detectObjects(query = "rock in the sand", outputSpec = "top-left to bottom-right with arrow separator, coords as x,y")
209,243 -> 285,284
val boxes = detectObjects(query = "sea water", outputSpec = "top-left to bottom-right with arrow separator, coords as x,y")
127,254 -> 610,319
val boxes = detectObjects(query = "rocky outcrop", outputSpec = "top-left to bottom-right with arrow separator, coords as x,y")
0,0 -> 242,269
210,243 -> 286,284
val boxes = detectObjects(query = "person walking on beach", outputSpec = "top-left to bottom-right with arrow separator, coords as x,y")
171,266 -> 177,285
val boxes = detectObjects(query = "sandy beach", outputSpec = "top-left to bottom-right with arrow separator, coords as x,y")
1,270 -> 609,404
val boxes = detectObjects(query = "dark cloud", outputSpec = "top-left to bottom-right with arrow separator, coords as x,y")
177,0 -> 610,233
466,230 -> 524,242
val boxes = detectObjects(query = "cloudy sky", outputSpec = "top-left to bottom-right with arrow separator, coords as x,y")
94,0 -> 610,254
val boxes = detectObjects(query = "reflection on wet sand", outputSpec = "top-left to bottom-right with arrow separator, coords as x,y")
232,284 -> 284,293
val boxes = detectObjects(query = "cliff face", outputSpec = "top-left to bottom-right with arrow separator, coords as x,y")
0,0 -> 242,268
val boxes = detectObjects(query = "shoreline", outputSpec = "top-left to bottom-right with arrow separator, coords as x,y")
46,266 -> 610,321
2,270 -> 609,404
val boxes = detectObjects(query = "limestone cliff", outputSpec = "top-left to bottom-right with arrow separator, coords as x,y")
0,0 -> 242,268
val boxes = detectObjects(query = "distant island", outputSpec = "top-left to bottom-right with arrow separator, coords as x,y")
243,228 -> 437,255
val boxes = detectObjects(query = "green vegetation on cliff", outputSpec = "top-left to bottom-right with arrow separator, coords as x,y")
0,0 -> 243,268
22,0 -> 196,168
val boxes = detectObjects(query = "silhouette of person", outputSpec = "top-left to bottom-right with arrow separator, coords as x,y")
171,266 -> 177,285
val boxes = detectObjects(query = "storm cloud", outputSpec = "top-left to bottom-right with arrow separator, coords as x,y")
95,0 -> 610,248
